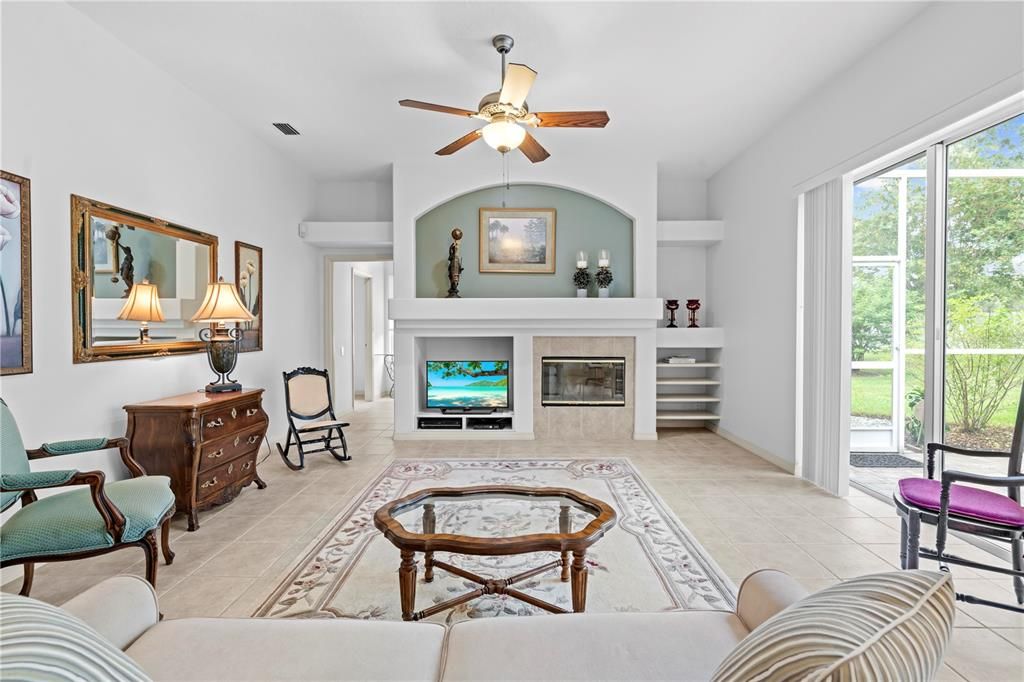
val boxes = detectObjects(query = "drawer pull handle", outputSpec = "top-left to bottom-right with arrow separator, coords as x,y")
207,418 -> 224,428
234,436 -> 240,447
231,408 -> 238,419
246,408 -> 258,417
200,477 -> 218,489
243,461 -> 253,471
207,449 -> 224,459
247,434 -> 260,445
228,462 -> 234,475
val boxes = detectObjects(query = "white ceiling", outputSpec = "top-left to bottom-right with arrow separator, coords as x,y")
72,1 -> 926,182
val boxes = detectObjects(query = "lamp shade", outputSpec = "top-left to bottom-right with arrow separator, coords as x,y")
190,276 -> 254,323
482,116 -> 526,153
117,279 -> 165,322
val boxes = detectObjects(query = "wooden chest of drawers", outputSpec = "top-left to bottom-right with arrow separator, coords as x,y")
124,389 -> 268,531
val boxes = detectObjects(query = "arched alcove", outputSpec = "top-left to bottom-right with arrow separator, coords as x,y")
415,183 -> 634,298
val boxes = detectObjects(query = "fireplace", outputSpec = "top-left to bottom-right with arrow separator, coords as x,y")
541,357 -> 626,406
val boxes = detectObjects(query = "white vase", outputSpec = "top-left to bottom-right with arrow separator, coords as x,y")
576,289 -> 588,298
598,288 -> 610,298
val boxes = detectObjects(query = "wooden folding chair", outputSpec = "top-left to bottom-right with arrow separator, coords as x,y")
276,367 -> 351,470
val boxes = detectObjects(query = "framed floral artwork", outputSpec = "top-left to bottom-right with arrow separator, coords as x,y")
0,171 -> 31,375
234,241 -> 262,352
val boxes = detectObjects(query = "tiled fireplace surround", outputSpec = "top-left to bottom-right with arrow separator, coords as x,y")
533,336 -> 636,439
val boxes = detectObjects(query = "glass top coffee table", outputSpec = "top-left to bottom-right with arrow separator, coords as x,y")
373,485 -> 617,621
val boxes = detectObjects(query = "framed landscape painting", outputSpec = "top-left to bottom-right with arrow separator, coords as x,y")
234,241 -> 262,352
479,207 -> 556,273
0,171 -> 31,375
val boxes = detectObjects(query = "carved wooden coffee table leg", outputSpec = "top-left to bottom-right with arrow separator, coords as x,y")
559,505 -> 571,582
422,504 -> 435,582
570,550 -> 588,612
399,549 -> 418,621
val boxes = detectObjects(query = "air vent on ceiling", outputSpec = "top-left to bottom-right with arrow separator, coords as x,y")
273,123 -> 300,135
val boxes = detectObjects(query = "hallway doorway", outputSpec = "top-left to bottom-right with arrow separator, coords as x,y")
324,255 -> 394,416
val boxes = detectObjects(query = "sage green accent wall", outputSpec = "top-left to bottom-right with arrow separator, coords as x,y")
416,184 -> 633,298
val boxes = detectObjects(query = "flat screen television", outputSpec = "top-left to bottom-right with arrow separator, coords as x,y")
426,360 -> 509,409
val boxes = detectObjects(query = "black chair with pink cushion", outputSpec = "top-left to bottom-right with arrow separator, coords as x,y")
894,381 -> 1024,613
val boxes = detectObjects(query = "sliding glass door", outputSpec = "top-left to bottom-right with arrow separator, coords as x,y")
849,111 -> 1023,496
940,115 -> 1024,478
850,155 -> 926,472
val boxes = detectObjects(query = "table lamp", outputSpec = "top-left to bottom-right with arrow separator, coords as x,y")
117,279 -> 164,343
190,276 -> 254,393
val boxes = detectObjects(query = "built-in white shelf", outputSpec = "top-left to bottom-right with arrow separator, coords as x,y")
656,378 -> 720,386
409,411 -> 521,439
299,221 -> 393,248
656,395 -> 720,403
655,220 -> 724,431
415,411 -> 515,418
391,298 -> 664,324
655,327 -> 724,348
656,362 -> 720,368
655,343 -> 722,429
656,411 -> 721,421
656,220 -> 723,246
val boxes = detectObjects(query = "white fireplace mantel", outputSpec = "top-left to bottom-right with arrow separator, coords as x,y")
390,297 -> 664,327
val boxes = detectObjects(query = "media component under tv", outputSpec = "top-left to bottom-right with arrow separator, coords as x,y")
426,360 -> 509,410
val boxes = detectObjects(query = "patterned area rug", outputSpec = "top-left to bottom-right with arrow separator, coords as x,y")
254,458 -> 735,623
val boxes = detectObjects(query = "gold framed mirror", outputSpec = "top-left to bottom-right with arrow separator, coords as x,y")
71,195 -> 218,363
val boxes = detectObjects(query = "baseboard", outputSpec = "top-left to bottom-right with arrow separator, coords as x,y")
707,424 -> 796,474
633,431 -> 659,441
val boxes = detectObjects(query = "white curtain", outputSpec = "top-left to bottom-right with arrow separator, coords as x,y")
800,178 -> 849,496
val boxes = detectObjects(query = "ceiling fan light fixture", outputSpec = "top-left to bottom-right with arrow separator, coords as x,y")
482,116 -> 526,153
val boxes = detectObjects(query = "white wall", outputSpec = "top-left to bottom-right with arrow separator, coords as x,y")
656,247 -> 709,326
331,261 -> 353,411
311,179 -> 393,221
657,176 -> 708,219
310,174 -> 698,224
353,275 -> 368,395
707,1 -> 1024,468
0,3 -> 318,479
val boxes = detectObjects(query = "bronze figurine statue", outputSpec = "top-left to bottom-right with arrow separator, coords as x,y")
446,227 -> 464,298
105,224 -> 136,297
117,244 -> 135,298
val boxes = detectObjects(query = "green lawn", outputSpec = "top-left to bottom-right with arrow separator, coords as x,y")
851,369 -> 1020,426
850,371 -> 893,418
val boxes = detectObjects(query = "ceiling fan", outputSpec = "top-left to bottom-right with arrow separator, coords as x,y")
399,34 -> 609,163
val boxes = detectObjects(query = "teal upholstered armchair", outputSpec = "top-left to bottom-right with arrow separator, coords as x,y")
0,399 -> 176,596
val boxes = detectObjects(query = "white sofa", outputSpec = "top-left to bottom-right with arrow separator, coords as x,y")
5,569 -> 955,681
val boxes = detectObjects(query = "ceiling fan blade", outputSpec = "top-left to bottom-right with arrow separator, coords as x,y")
499,63 -> 537,109
399,99 -> 476,117
435,129 -> 483,156
535,111 -> 610,128
518,131 -> 550,163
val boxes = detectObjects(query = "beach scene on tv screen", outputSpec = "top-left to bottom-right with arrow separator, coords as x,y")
427,361 -> 509,407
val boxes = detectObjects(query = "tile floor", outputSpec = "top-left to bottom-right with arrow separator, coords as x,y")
851,449 -> 1012,501
4,398 -> 1022,680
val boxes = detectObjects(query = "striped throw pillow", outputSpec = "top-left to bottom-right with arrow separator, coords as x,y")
0,592 -> 151,681
712,571 -> 955,682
